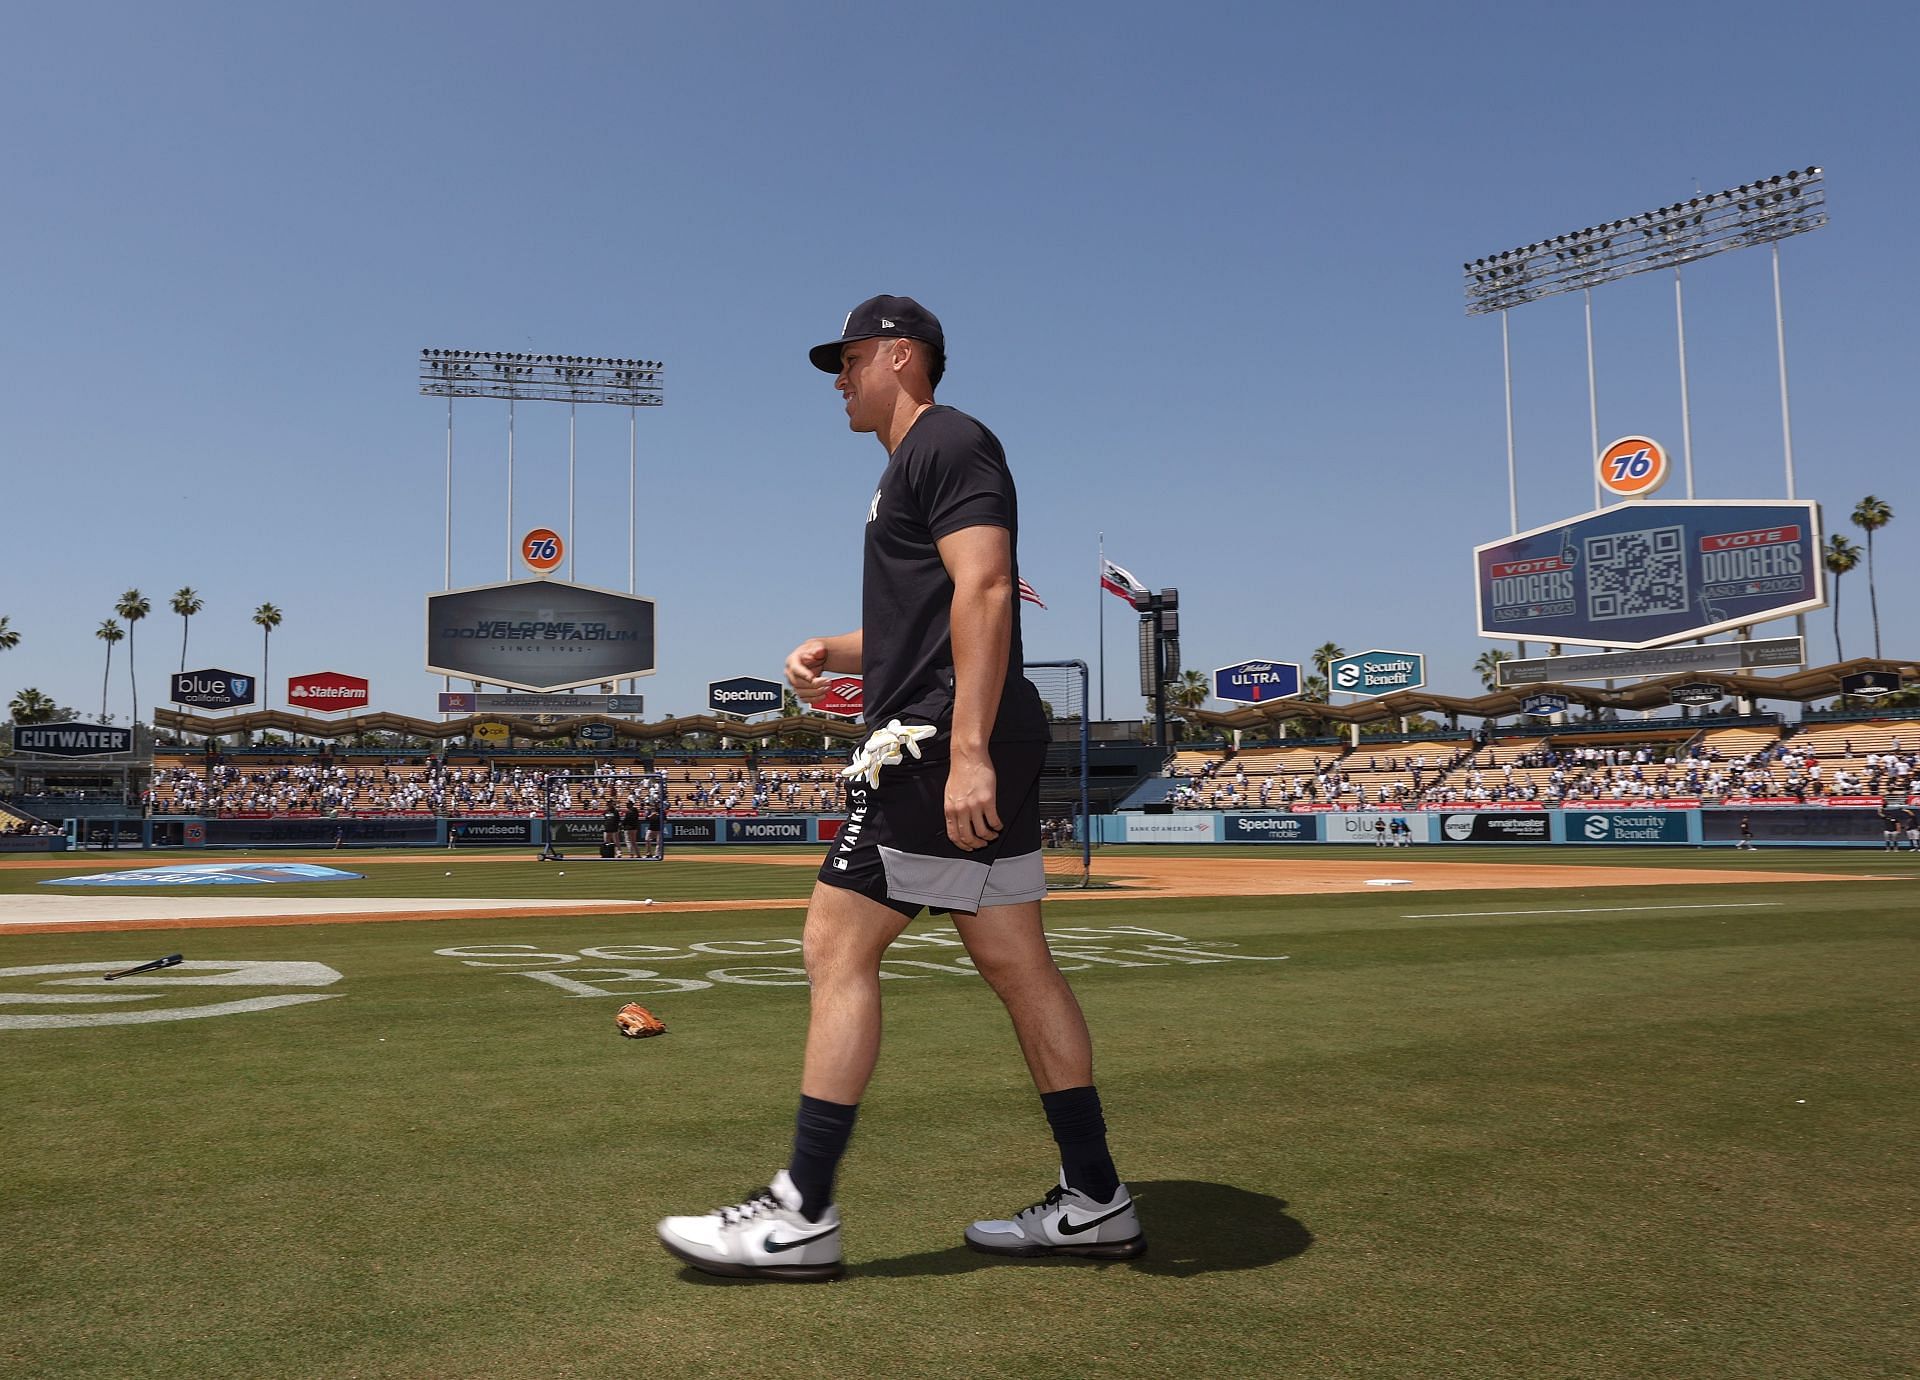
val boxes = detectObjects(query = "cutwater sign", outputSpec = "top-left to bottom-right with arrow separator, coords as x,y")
1212,659 -> 1301,704
12,722 -> 133,757
708,676 -> 782,716
1330,650 -> 1426,698
172,668 -> 255,710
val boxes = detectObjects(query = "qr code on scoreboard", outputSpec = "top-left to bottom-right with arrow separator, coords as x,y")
1584,525 -> 1687,621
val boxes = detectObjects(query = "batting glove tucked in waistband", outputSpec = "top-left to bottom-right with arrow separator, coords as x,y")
841,720 -> 939,789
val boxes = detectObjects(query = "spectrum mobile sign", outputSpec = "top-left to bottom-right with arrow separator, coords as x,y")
1330,650 -> 1425,698
1474,500 -> 1823,650
288,672 -> 369,712
1212,659 -> 1302,704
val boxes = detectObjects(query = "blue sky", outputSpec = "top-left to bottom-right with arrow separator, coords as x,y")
3,2 -> 1914,726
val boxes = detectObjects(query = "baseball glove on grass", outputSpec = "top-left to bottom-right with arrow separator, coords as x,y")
615,1002 -> 668,1038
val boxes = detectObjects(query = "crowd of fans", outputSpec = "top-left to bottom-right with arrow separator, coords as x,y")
1170,731 -> 1920,810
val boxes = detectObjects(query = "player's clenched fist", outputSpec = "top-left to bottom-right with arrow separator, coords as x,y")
786,638 -> 831,703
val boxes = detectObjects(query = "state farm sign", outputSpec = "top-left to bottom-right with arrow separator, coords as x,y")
288,671 -> 370,712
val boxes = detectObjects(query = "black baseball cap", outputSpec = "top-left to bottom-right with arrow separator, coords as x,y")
809,294 -> 944,373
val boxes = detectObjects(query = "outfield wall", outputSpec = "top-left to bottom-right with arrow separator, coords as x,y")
1099,805 -> 1918,849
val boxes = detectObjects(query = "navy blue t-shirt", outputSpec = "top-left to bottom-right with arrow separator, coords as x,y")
860,406 -> 1047,741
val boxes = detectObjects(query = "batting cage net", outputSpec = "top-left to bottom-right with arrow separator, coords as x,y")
539,771 -> 671,861
1024,659 -> 1093,889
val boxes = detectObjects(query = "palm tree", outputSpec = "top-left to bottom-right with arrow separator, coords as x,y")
1823,534 -> 1861,663
1473,649 -> 1512,691
9,687 -> 59,724
1850,496 -> 1894,658
253,603 -> 283,706
114,589 -> 151,728
171,587 -> 204,672
1299,673 -> 1329,703
95,619 -> 124,722
1170,668 -> 1208,711
0,614 -> 19,654
1311,642 -> 1347,680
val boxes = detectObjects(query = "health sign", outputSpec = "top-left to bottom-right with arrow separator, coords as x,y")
1212,659 -> 1301,704
1329,650 -> 1425,698
1473,500 -> 1823,650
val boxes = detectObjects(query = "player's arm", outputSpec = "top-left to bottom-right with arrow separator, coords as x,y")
785,630 -> 862,703
936,524 -> 1012,851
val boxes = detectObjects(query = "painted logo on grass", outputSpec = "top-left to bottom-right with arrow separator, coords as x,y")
43,863 -> 364,887
0,960 -> 343,1030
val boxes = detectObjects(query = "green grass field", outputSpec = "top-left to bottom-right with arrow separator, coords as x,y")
2,849 -> 1916,1378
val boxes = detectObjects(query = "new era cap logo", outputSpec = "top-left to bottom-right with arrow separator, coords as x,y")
880,318 -> 895,328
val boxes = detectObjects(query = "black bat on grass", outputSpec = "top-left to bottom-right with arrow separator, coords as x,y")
104,954 -> 183,982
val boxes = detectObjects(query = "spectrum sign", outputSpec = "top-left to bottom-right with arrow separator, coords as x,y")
1212,659 -> 1302,704
1474,500 -> 1823,650
288,672 -> 370,712
1329,650 -> 1426,698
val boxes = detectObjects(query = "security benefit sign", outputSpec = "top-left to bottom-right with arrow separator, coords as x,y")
11,722 -> 133,757
1213,659 -> 1301,704
1474,501 -> 1823,650
709,676 -> 782,717
1330,650 -> 1426,698
425,578 -> 656,693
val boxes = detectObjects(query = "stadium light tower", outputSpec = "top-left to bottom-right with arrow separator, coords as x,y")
419,350 -> 665,599
1464,168 -> 1827,527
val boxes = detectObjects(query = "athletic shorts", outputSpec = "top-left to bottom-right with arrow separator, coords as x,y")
818,728 -> 1046,918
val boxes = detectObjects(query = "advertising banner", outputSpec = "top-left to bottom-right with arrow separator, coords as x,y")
1122,814 -> 1220,843
472,723 -> 509,742
451,818 -> 535,847
172,668 -> 256,710
438,691 -> 645,715
201,818 -> 439,846
549,818 -> 610,846
10,722 -> 134,758
1839,670 -> 1903,699
1701,808 -> 1894,846
288,671 -> 370,713
1566,811 -> 1689,844
1522,693 -> 1569,717
727,817 -> 810,842
1212,659 -> 1301,704
1499,637 -> 1803,687
709,676 -> 783,716
1322,812 -> 1432,844
577,723 -> 614,742
425,578 -> 656,693
1224,813 -> 1319,843
812,678 -> 864,719
1329,650 -> 1426,698
666,817 -> 719,842
1438,811 -> 1551,843
1666,682 -> 1726,707
1474,500 -> 1822,649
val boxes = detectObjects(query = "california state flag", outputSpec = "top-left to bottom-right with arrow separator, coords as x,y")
1100,558 -> 1146,602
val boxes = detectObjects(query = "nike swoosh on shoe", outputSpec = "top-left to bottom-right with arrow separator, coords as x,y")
1055,1201 -> 1133,1236
764,1226 -> 840,1253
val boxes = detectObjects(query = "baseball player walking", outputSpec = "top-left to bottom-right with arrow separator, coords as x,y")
657,296 -> 1141,1280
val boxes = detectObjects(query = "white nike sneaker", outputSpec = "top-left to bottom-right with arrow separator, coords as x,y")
964,1175 -> 1146,1260
657,1170 -> 843,1281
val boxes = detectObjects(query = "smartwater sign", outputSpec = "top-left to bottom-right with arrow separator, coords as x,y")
1212,660 -> 1301,704
11,722 -> 133,757
1330,650 -> 1426,698
1568,811 -> 1688,844
1438,812 -> 1550,844
709,676 -> 782,716
172,668 -> 255,710
1474,500 -> 1822,649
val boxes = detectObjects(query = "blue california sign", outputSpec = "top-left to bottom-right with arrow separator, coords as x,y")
1329,649 -> 1426,698
1212,659 -> 1301,704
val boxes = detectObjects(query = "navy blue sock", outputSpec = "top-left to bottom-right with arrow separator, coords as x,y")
1040,1085 -> 1121,1202
788,1094 -> 858,1222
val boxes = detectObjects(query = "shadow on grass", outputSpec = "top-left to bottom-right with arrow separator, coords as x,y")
673,1179 -> 1311,1285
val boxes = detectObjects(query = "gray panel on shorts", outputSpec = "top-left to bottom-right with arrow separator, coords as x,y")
878,846 -> 990,911
980,849 -> 1046,906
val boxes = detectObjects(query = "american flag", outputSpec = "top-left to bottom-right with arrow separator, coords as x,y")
1018,577 -> 1047,609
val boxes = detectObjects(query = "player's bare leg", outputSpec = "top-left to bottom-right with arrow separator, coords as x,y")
800,881 -> 917,1103
953,900 -> 1093,1092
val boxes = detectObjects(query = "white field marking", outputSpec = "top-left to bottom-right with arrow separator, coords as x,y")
1401,902 -> 1785,919
0,960 -> 344,1030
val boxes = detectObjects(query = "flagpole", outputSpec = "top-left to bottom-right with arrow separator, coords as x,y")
1097,532 -> 1106,720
